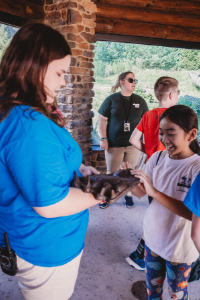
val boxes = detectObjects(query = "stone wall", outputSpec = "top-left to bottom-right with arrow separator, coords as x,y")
91,146 -> 107,174
44,0 -> 97,165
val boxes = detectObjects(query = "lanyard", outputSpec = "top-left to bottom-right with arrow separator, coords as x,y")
121,94 -> 133,122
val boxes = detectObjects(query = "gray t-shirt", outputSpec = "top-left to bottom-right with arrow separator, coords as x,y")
98,92 -> 148,147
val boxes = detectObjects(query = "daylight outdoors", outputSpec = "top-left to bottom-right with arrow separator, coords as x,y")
0,23 -> 200,144
92,41 -> 200,144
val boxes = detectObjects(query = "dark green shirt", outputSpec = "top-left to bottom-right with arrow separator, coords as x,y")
98,92 -> 149,147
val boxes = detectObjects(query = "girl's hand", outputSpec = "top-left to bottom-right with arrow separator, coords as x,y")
79,165 -> 100,177
131,169 -> 157,197
120,161 -> 133,170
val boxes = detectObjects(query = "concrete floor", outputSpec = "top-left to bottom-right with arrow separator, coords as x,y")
0,195 -> 200,300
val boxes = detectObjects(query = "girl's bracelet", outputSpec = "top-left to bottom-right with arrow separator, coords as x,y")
100,137 -> 107,141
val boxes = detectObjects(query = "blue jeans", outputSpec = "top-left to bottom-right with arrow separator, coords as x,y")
145,245 -> 192,300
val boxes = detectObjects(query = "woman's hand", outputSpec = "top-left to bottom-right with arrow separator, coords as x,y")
130,169 -> 157,197
100,139 -> 108,151
79,164 -> 100,177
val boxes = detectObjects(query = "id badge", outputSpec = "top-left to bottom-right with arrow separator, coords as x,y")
124,122 -> 130,132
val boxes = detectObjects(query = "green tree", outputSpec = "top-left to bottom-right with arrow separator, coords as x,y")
0,24 -> 18,60
179,49 -> 200,70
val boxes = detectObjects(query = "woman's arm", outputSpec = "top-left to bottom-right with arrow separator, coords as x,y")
129,128 -> 145,153
34,164 -> 101,218
33,187 -> 101,218
191,214 -> 200,252
131,169 -> 192,221
98,114 -> 108,151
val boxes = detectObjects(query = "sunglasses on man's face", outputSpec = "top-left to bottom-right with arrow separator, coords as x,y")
126,78 -> 138,84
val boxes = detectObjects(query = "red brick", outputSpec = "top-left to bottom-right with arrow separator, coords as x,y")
66,9 -> 82,24
78,43 -> 89,50
46,11 -> 61,20
78,4 -> 86,12
83,13 -> 91,20
61,25 -> 78,34
90,28 -> 95,34
81,32 -> 96,43
80,61 -> 94,68
83,90 -> 95,97
68,41 -> 76,49
68,33 -> 84,43
57,2 -> 70,10
44,5 -> 57,11
82,75 -> 95,82
77,25 -> 84,32
70,67 -> 87,75
91,12 -> 96,21
82,2 -> 97,12
83,19 -> 96,28
70,57 -> 77,66
72,49 -> 83,56
83,50 -> 95,58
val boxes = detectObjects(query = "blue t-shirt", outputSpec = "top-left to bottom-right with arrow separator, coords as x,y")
0,105 -> 89,267
184,172 -> 200,218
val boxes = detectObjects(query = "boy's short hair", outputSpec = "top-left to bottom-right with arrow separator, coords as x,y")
154,76 -> 178,101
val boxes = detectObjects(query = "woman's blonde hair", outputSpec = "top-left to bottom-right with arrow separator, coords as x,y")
111,71 -> 134,93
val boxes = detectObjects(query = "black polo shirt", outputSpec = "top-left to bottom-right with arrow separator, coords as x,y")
98,92 -> 149,147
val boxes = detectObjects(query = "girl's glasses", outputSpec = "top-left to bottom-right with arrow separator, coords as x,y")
126,78 -> 138,84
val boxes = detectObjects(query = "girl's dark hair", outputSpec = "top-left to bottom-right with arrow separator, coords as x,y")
160,105 -> 200,155
0,22 -> 72,126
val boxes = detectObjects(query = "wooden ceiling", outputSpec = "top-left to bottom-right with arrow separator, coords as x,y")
0,0 -> 200,48
95,0 -> 200,45
0,0 -> 44,25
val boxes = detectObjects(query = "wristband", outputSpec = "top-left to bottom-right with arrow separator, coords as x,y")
101,137 -> 107,141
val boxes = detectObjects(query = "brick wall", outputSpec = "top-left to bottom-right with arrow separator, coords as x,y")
44,0 -> 97,165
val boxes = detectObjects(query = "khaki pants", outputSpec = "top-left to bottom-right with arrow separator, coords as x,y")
105,146 -> 141,174
16,251 -> 82,300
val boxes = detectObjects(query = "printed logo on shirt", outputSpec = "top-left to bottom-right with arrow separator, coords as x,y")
176,176 -> 192,193
133,103 -> 140,108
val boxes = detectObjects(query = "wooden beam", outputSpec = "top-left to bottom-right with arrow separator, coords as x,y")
0,0 -> 44,22
29,0 -> 44,6
0,11 -> 29,27
96,17 -> 200,43
95,0 -> 200,16
96,33 -> 200,50
97,3 -> 200,29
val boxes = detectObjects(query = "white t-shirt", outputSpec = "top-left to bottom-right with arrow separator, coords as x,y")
143,150 -> 200,263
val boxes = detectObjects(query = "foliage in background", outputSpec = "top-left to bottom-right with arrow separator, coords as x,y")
179,49 -> 200,71
94,42 -> 200,77
178,95 -> 200,139
93,41 -> 200,143
0,24 -> 18,60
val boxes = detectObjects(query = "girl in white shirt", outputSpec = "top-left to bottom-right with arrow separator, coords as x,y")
128,105 -> 200,300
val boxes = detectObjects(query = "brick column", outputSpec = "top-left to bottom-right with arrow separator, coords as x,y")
44,0 -> 97,165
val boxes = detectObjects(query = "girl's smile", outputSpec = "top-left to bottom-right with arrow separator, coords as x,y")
159,117 -> 197,160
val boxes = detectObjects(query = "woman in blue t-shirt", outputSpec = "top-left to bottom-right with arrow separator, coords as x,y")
0,23 -> 101,300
